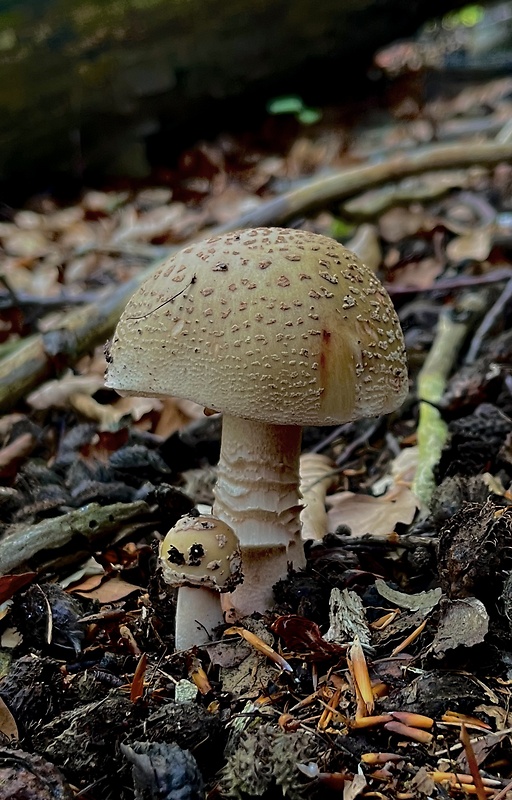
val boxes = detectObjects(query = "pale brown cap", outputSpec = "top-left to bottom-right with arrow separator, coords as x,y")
106,227 -> 408,425
159,514 -> 242,591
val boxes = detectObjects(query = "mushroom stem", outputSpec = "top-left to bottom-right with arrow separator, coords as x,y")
174,586 -> 224,651
213,414 -> 306,615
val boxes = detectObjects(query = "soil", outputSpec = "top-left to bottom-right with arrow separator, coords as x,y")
2,9 -> 512,800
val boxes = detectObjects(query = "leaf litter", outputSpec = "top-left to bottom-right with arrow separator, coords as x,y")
3,12 -> 512,800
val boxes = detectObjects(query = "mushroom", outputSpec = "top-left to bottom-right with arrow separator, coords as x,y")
106,227 -> 408,618
160,513 -> 242,650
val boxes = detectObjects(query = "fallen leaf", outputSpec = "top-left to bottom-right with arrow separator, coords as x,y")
431,597 -> 489,657
0,696 -> 18,741
327,484 -> 419,537
130,653 -> 147,702
74,575 -> 142,603
446,226 -> 493,263
27,374 -> 105,410
343,772 -> 367,800
0,572 -> 36,604
375,580 -> 442,612
0,433 -> 37,479
271,615 -> 345,661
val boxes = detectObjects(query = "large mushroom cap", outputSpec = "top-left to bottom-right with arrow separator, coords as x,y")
106,227 -> 408,425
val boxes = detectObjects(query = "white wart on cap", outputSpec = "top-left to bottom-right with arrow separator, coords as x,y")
105,227 -> 408,425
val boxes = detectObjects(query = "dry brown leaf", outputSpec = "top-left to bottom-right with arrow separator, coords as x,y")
0,572 -> 36,604
343,773 -> 367,800
111,204 -> 187,245
27,374 -> 105,410
379,206 -> 434,243
114,396 -> 163,423
74,575 -> 142,603
327,484 -> 419,537
299,453 -> 337,541
2,228 -> 52,259
0,433 -> 37,479
67,573 -> 105,594
446,227 -> 493,263
346,224 -> 382,273
0,696 -> 18,741
69,392 -> 130,429
391,257 -> 444,290
154,396 -> 192,438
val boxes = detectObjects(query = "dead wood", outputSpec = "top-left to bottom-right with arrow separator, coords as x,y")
0,500 -> 149,575
1,140 -> 511,413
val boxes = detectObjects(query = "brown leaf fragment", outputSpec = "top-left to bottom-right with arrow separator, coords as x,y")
431,598 -> 489,657
327,485 -> 418,537
271,614 -> 345,661
0,696 -> 18,741
26,374 -> 104,410
74,576 -> 143,603
0,572 -> 36,605
130,653 -> 147,703
446,226 -> 493,263
343,772 -> 367,800
299,452 -> 337,541
0,433 -> 36,479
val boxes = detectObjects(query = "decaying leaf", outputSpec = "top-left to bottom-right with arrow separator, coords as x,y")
327,483 -> 419,537
446,226 -> 493,263
342,772 -> 367,800
375,579 -> 442,612
0,696 -> 18,741
272,615 -> 345,662
299,453 -> 337,541
26,374 -> 105,410
431,597 -> 489,657
73,575 -> 143,603
0,572 -> 36,605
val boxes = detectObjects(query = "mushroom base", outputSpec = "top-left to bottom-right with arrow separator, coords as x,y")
229,544 -> 301,617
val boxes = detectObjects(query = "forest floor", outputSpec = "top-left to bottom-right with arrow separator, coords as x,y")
2,14 -> 512,800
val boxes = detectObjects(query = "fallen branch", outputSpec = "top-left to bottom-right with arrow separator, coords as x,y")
412,291 -> 492,508
0,500 -> 149,575
1,141 -> 512,412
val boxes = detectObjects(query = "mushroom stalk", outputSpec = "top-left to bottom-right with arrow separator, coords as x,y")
174,586 -> 224,651
213,414 -> 306,615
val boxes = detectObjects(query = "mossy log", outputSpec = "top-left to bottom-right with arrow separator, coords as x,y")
1,0 -> 471,186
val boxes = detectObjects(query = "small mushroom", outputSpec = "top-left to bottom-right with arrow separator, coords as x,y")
106,227 -> 408,621
160,513 -> 242,649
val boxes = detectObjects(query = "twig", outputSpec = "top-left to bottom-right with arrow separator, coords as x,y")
1,140 -> 512,412
0,500 -> 149,575
387,266 -> 512,297
412,291 -> 491,507
464,278 -> 512,364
